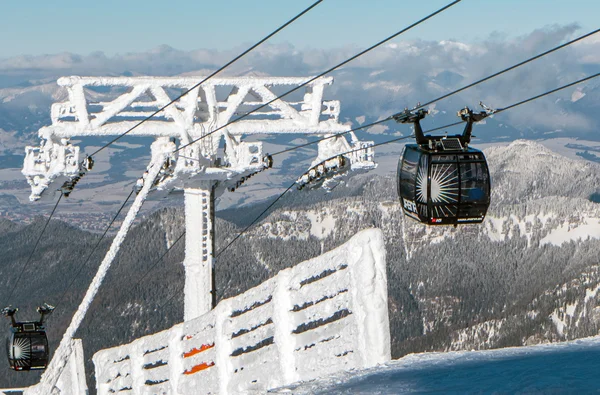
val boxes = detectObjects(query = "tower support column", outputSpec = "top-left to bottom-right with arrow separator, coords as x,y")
183,183 -> 215,321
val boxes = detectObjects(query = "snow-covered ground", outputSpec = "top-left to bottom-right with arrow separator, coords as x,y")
272,336 -> 600,394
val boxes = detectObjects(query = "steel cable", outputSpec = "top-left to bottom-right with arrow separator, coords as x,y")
89,0 -> 325,157
269,28 -> 600,159
151,70 -> 600,312
4,193 -> 62,304
175,0 -> 463,154
52,189 -> 135,312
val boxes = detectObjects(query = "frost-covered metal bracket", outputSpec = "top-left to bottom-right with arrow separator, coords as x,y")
22,75 -> 360,201
22,137 -> 88,201
296,131 -> 376,190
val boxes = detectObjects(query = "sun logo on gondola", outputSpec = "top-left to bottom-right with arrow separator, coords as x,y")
430,164 -> 459,203
10,337 -> 31,367
416,165 -> 428,203
417,163 -> 459,204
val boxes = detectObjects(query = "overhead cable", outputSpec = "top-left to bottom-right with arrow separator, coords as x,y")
5,193 -> 62,304
110,70 -> 600,315
80,230 -> 186,334
53,189 -> 135,312
211,70 -> 600,259
271,28 -> 600,159
496,72 -> 600,113
89,0 -> 325,157
175,0 -> 463,153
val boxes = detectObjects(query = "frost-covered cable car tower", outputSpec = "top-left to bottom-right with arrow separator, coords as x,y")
23,75 -> 375,320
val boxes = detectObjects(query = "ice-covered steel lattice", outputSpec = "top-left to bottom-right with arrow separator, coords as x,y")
23,75 -> 374,200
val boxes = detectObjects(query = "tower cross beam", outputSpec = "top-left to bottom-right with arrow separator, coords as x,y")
44,76 -> 346,139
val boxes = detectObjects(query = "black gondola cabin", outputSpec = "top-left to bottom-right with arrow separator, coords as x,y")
3,304 -> 53,371
394,106 -> 492,226
6,322 -> 49,371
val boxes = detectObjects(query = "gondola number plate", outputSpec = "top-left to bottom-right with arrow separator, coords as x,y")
402,198 -> 417,214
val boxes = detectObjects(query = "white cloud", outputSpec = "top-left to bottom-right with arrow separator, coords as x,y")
366,124 -> 389,135
0,25 -> 597,135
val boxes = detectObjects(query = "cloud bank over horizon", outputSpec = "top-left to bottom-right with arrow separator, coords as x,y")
1,24 -> 599,137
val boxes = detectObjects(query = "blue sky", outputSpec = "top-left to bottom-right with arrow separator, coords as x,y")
1,0 -> 597,57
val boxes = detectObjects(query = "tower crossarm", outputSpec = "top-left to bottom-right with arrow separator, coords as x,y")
43,76 -> 347,140
22,75 -> 378,201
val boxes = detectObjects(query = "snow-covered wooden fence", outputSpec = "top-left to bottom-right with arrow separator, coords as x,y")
93,228 -> 390,394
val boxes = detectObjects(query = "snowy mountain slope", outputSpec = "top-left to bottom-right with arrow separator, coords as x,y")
486,139 -> 600,205
271,335 -> 600,394
0,81 -> 65,147
233,139 -> 600,357
1,139 -> 600,389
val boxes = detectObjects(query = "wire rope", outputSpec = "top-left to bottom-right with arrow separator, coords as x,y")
53,189 -> 135,312
175,0 -> 463,154
34,14 -> 597,316
78,0 -> 463,331
151,70 -> 600,312
78,68 -> 600,341
80,230 -> 186,333
269,28 -> 600,159
4,193 -> 62,305
88,0 -> 325,157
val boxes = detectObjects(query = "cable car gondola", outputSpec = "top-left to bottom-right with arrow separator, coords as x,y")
393,104 -> 494,226
2,303 -> 54,371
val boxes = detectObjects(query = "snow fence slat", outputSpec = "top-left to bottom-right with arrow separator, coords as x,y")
109,372 -> 133,393
289,254 -> 348,288
182,315 -> 216,367
143,347 -> 169,367
293,317 -> 355,353
289,265 -> 350,308
113,389 -> 133,394
142,380 -> 170,395
182,335 -> 216,357
182,346 -> 216,373
178,334 -> 219,395
182,314 -> 215,343
103,374 -> 132,393
227,279 -> 275,318
230,322 -> 275,355
179,365 -> 220,395
226,298 -> 274,338
96,350 -> 133,391
143,363 -> 170,388
229,341 -> 277,371
142,325 -> 176,355
289,277 -> 350,311
291,289 -> 352,330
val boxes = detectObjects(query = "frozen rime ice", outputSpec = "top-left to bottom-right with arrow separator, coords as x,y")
17,74 -> 382,394
92,229 -> 389,395
25,155 -> 166,395
23,75 -> 376,200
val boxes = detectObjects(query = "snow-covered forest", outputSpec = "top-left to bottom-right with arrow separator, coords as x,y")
1,140 -> 600,389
